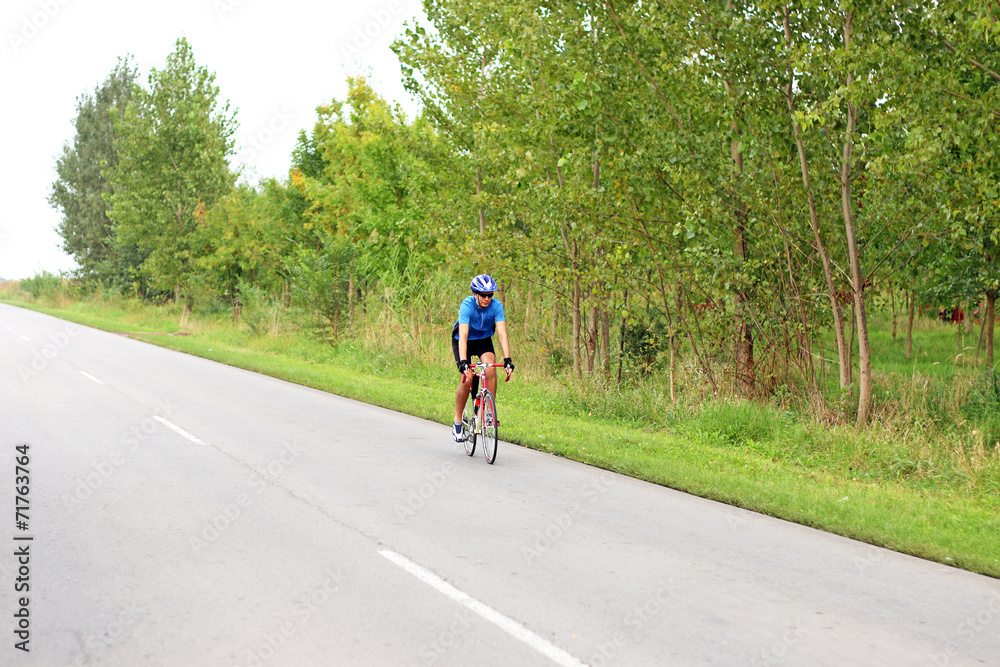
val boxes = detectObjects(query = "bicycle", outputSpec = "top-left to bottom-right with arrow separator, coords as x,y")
460,361 -> 511,464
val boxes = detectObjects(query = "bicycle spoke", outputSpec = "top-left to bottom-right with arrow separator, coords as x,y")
482,390 -> 498,464
462,392 -> 476,456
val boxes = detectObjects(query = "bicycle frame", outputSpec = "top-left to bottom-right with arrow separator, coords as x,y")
465,362 -> 511,414
461,361 -> 511,463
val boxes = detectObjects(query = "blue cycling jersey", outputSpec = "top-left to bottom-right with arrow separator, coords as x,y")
453,296 -> 505,341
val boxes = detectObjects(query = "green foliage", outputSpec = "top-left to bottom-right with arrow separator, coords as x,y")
962,370 -> 1000,447
18,272 -> 65,301
621,319 -> 670,374
49,58 -> 141,287
236,279 -> 282,336
290,236 -> 356,337
107,37 -> 236,301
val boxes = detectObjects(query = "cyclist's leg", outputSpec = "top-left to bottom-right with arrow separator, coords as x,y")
476,337 -> 502,426
453,338 -> 474,423
474,335 -> 498,398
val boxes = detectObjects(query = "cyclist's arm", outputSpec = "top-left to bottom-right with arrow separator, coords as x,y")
495,320 -> 511,360
458,322 -> 470,364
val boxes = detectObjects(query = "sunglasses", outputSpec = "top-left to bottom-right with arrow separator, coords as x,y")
476,292 -> 494,298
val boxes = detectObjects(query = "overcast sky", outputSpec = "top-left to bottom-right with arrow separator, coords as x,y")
0,0 -> 426,280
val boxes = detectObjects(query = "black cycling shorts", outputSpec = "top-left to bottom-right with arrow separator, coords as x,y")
452,335 -> 495,364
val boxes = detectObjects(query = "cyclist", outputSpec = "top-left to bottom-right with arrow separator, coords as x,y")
452,274 -> 514,442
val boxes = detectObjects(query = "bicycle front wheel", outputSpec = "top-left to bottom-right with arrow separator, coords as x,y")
462,394 -> 476,456
481,390 -> 498,464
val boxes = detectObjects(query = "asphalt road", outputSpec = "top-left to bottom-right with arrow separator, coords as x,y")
1,302 -> 998,667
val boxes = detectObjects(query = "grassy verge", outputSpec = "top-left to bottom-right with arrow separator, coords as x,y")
5,297 -> 999,578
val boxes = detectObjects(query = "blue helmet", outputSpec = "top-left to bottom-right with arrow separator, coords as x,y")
470,274 -> 498,293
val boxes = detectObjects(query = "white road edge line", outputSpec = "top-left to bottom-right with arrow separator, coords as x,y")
153,416 -> 208,446
378,549 -> 588,667
20,335 -> 30,341
79,371 -> 105,384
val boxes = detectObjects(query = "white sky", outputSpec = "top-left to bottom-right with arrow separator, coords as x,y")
0,0 -> 426,280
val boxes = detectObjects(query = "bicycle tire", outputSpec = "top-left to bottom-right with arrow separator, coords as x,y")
481,390 -> 498,464
462,395 -> 476,456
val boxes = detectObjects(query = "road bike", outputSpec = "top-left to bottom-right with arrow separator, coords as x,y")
460,361 -> 511,464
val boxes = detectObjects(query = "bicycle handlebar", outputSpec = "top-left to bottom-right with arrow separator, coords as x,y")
468,361 -> 513,382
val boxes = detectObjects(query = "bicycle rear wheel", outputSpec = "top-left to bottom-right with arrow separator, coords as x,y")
481,390 -> 498,464
462,394 -> 476,456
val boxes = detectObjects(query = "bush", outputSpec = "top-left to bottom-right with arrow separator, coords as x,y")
291,239 -> 355,338
237,281 -> 282,336
19,272 -> 65,301
621,319 -> 670,375
962,369 -> 1000,450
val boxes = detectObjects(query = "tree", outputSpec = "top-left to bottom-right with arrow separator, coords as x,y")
50,58 -> 140,287
107,37 -> 236,309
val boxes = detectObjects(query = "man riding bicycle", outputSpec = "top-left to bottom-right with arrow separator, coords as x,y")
452,274 -> 514,442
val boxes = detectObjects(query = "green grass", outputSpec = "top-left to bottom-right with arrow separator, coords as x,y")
4,295 -> 999,579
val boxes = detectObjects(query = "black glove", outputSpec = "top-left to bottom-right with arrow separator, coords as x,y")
457,359 -> 470,374
504,357 -> 514,371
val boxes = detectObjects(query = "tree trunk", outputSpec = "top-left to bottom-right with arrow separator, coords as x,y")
601,308 -> 611,378
840,11 -> 872,427
906,290 -> 915,359
552,295 -> 559,340
572,242 -> 581,378
585,306 -> 598,373
849,301 -> 856,372
617,289 -> 628,386
669,339 -> 677,403
977,300 -> 987,363
987,292 -> 996,368
572,278 -> 581,378
891,285 -> 897,340
782,6 -> 851,392
958,300 -> 964,355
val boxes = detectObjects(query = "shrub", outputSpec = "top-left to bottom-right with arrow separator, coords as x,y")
19,272 -> 65,301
